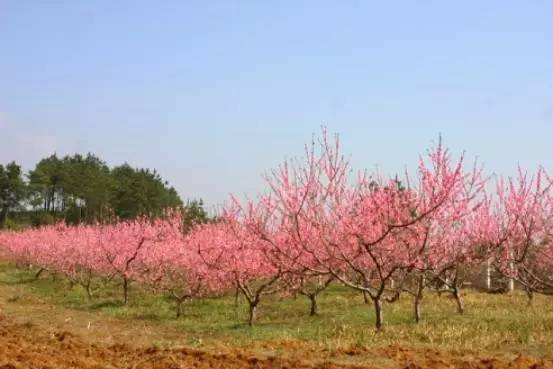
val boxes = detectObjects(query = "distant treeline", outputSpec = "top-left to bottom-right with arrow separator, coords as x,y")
0,154 -> 210,229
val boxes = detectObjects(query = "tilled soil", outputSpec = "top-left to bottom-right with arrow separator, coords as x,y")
0,312 -> 352,369
1,312 -> 552,369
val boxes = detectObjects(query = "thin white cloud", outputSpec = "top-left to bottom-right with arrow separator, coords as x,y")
16,134 -> 58,158
0,113 -> 58,169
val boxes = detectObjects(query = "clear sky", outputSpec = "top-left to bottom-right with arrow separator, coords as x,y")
1,1 -> 552,208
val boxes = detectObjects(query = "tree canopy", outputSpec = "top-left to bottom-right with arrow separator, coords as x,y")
0,153 -> 206,229
0,162 -> 26,228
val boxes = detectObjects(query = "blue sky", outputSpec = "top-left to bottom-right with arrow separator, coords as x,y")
1,1 -> 552,208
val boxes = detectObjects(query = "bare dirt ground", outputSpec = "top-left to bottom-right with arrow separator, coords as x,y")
2,311 -> 553,369
0,312 -> 355,369
1,275 -> 553,368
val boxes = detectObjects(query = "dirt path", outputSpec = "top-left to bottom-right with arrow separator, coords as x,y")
0,279 -> 188,348
0,312 -> 369,369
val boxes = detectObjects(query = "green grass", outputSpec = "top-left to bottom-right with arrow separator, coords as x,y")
1,262 -> 553,356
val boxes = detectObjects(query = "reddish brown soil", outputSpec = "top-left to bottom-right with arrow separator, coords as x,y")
1,312 -> 552,369
0,312 -> 364,369
376,345 -> 553,369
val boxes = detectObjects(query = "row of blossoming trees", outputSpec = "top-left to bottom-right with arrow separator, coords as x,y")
1,131 -> 552,330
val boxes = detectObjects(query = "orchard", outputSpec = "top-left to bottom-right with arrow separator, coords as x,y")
1,130 -> 552,331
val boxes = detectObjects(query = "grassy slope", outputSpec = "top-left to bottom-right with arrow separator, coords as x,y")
1,262 -> 553,357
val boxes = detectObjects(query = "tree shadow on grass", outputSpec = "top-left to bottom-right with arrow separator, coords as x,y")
87,299 -> 125,310
0,277 -> 38,285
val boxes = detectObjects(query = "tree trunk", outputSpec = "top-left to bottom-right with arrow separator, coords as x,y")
507,251 -> 515,293
34,268 -> 44,280
507,277 -> 515,293
84,271 -> 94,300
176,299 -> 183,318
0,207 -> 8,229
122,277 -> 129,305
85,283 -> 93,300
452,286 -> 464,314
486,259 -> 491,291
248,301 -> 258,326
373,298 -> 383,331
414,295 -> 422,323
525,288 -> 534,307
363,290 -> 370,304
308,294 -> 318,316
414,275 -> 424,323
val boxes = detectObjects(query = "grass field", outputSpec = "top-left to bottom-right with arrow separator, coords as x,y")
2,261 -> 553,361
